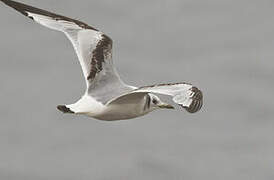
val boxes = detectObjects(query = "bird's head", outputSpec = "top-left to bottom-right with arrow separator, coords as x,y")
148,94 -> 174,110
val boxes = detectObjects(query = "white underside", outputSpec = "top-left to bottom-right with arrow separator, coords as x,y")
66,94 -> 152,121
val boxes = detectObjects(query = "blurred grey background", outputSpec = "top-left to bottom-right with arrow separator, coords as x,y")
0,0 -> 273,179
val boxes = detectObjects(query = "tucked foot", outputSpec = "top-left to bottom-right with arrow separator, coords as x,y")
57,105 -> 74,114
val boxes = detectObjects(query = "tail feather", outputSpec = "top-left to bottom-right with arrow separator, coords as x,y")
57,105 -> 74,114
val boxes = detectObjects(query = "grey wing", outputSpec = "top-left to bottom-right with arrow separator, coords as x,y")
107,83 -> 203,113
1,0 -> 131,103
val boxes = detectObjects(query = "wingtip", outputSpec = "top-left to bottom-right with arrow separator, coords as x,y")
0,0 -> 10,5
1,0 -> 99,31
182,87 -> 203,113
0,0 -> 29,17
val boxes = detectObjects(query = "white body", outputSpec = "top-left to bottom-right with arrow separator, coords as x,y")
67,91 -> 155,120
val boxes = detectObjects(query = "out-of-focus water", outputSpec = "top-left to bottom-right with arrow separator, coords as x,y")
0,0 -> 273,179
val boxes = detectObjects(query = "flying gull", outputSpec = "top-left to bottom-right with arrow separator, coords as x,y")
0,0 -> 203,121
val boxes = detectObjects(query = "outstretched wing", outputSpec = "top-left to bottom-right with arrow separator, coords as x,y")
107,83 -> 203,113
1,0 -> 130,103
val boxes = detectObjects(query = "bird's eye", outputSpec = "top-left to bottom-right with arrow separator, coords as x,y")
152,99 -> 157,104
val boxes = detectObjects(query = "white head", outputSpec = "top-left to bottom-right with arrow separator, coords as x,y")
146,94 -> 174,111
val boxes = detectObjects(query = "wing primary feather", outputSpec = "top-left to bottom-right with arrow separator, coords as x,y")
182,87 -> 203,113
0,0 -> 98,31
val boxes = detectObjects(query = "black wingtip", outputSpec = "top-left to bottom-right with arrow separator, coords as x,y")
0,0 -> 99,31
1,0 -> 31,17
183,87 -> 203,113
0,0 -> 9,3
57,105 -> 74,114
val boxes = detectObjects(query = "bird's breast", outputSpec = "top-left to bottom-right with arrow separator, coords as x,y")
93,99 -> 149,121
